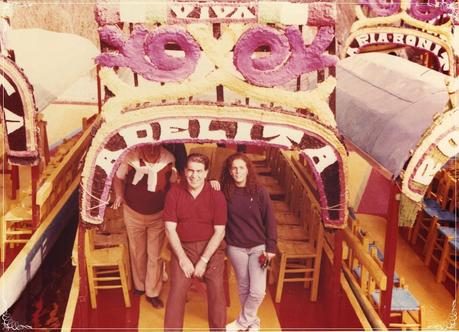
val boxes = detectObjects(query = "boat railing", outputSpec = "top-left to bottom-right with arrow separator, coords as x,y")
269,147 -> 388,329
36,118 -> 96,221
1,116 -> 98,264
342,226 -> 388,329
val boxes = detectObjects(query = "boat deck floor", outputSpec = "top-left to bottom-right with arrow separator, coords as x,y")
72,263 -> 282,330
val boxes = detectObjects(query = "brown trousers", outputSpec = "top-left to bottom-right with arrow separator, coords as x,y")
164,240 -> 226,331
123,204 -> 164,298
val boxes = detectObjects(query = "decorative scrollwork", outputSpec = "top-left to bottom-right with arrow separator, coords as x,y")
1,311 -> 32,331
96,25 -> 200,82
233,26 -> 337,87
359,0 -> 454,21
409,0 -> 454,21
359,0 -> 401,17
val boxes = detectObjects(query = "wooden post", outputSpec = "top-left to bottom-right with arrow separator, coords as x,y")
11,165 -> 19,199
31,165 -> 40,228
76,225 -> 89,328
380,182 -> 400,324
331,229 -> 344,328
37,114 -> 50,165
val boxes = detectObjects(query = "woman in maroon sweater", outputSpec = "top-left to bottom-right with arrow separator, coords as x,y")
221,153 -> 277,332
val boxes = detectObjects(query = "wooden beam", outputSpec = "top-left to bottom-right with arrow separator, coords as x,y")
340,273 -> 373,330
342,265 -> 387,330
331,229 -> 343,328
380,182 -> 400,324
31,165 -> 40,228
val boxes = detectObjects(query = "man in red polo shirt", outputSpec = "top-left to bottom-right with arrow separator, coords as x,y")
163,153 -> 227,331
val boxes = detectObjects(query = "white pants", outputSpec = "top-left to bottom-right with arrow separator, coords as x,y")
123,204 -> 165,298
227,244 -> 267,329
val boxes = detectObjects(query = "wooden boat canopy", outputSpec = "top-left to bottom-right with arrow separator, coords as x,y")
337,53 -> 458,226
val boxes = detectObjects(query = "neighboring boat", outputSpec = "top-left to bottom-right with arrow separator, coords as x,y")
0,1 -> 100,318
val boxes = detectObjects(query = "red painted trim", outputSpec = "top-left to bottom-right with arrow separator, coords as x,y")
380,182 -> 399,324
331,229 -> 344,328
11,165 -> 19,199
74,224 -> 89,328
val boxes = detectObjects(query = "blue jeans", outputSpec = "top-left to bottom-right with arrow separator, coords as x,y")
227,244 -> 266,329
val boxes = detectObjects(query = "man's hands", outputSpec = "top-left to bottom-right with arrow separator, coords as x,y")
179,256 -> 208,278
209,180 -> 221,191
179,256 -> 195,278
194,259 -> 207,278
112,196 -> 124,209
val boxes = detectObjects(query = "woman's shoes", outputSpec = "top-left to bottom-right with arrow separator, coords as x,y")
226,320 -> 260,332
226,320 -> 247,332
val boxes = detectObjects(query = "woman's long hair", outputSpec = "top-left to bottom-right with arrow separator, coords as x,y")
220,153 -> 259,200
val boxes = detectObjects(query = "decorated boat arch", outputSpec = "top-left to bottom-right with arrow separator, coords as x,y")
80,0 -> 349,229
341,0 -> 457,76
399,93 -> 458,227
338,0 -> 458,227
0,55 -> 39,165
337,52 -> 458,227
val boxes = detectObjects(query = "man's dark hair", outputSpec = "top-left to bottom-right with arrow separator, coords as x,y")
186,153 -> 210,170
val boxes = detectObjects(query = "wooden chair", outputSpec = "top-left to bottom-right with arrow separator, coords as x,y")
410,170 -> 456,253
424,225 -> 456,268
1,200 -> 33,262
258,175 -> 285,198
84,228 -> 131,309
277,224 -> 308,241
342,227 -> 387,306
368,243 -> 401,286
274,207 -> 324,303
349,225 -> 371,291
271,201 -> 292,213
267,148 -> 281,179
436,237 -> 458,284
370,280 -> 423,330
92,230 -> 132,289
246,152 -> 267,164
248,149 -> 271,174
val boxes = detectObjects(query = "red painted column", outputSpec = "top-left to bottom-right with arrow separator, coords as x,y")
11,165 -> 19,199
380,182 -> 400,324
74,224 -> 89,328
31,165 -> 40,228
331,229 -> 344,328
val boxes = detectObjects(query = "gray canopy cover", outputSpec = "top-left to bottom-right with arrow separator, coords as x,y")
336,53 -> 450,178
